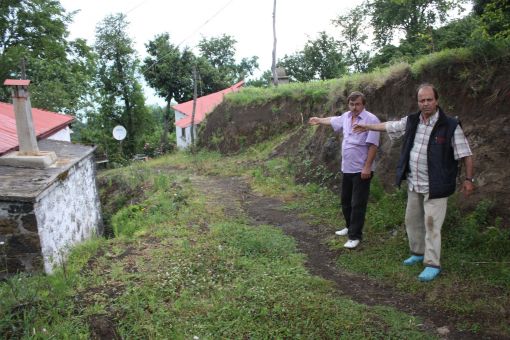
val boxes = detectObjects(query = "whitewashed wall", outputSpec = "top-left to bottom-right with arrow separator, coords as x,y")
174,110 -> 198,149
35,154 -> 102,273
47,126 -> 72,142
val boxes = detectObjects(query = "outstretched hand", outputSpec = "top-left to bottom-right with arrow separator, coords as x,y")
353,124 -> 368,133
308,117 -> 320,125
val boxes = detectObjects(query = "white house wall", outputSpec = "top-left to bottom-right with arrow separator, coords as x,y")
35,154 -> 102,273
47,126 -> 72,142
174,109 -> 198,149
176,125 -> 198,149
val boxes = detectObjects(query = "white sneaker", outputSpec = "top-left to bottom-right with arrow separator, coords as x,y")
344,239 -> 360,249
335,228 -> 348,236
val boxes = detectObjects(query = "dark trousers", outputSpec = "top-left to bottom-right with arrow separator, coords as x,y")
341,172 -> 372,240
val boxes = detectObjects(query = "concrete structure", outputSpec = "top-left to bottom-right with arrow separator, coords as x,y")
0,80 -> 58,168
276,67 -> 290,84
0,80 -> 102,277
173,81 -> 244,149
0,140 -> 103,276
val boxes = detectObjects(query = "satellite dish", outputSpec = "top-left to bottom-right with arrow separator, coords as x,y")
112,125 -> 127,141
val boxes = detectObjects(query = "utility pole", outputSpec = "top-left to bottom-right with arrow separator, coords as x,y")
190,65 -> 198,146
271,0 -> 278,86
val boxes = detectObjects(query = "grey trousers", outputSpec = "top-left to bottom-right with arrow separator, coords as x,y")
405,190 -> 448,268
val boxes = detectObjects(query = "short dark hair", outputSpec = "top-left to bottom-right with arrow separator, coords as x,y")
347,91 -> 366,105
417,83 -> 439,100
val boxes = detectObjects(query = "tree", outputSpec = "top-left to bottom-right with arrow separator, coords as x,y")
198,34 -> 258,90
0,0 -> 96,113
278,32 -> 346,81
333,5 -> 371,72
92,13 -> 150,158
366,0 -> 465,48
473,0 -> 510,41
278,52 -> 315,82
143,33 -> 194,151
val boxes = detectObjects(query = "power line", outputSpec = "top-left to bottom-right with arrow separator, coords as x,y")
141,0 -> 236,75
125,0 -> 152,15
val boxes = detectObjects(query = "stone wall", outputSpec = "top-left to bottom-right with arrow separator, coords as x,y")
35,154 -> 103,273
0,201 -> 43,276
0,153 -> 103,276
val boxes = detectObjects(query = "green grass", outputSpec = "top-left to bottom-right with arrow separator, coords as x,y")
0,146 -> 433,338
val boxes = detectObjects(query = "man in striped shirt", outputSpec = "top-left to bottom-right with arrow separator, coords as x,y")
353,83 -> 474,282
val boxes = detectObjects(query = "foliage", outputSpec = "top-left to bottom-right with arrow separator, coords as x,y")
86,13 -> 152,158
0,0 -> 96,113
366,0 -> 465,48
332,4 -> 371,72
198,34 -> 259,90
278,32 -> 347,81
143,33 -> 194,152
473,0 -> 510,41
245,70 -> 273,87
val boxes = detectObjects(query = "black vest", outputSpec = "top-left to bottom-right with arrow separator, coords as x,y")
395,109 -> 459,199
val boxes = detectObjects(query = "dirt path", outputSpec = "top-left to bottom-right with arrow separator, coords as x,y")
190,174 -> 497,340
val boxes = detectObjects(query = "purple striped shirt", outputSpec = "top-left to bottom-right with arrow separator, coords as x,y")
331,110 -> 381,173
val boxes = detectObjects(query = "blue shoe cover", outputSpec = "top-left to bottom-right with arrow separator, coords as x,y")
418,267 -> 441,282
403,255 -> 424,266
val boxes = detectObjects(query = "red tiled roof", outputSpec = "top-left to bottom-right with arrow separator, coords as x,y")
174,80 -> 244,128
4,79 -> 31,86
0,102 -> 74,155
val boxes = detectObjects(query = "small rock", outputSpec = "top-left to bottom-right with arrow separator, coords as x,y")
437,326 -> 450,336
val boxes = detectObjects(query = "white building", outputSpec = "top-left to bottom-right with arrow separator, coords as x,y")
173,81 -> 244,149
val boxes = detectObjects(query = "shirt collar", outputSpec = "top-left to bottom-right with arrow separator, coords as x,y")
420,110 -> 439,125
349,109 -> 367,120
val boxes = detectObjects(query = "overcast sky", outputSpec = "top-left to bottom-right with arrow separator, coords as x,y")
60,0 -> 363,105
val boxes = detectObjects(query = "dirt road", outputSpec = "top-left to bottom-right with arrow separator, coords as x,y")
191,174 -> 498,340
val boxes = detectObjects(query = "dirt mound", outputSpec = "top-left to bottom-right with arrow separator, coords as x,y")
200,55 -> 510,224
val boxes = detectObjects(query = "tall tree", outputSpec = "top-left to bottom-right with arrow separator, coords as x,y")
0,0 -> 96,113
198,34 -> 258,90
333,5 -> 371,72
366,0 -> 465,48
278,32 -> 346,81
93,13 -> 149,158
473,0 -> 510,40
143,33 -> 194,151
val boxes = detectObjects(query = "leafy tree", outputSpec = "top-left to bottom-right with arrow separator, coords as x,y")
91,13 -> 151,158
473,0 -> 510,41
278,52 -> 315,82
303,32 -> 347,79
0,0 -> 96,113
246,70 -> 273,87
143,33 -> 194,151
333,5 -> 371,72
198,34 -> 258,90
366,0 -> 465,48
279,32 -> 346,81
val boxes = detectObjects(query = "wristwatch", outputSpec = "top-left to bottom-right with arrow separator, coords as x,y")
465,177 -> 475,183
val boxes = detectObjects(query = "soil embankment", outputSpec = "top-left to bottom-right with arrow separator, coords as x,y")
200,56 -> 510,224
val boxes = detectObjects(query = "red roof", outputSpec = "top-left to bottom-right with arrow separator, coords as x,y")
0,102 -> 75,155
4,79 -> 31,86
174,80 -> 244,128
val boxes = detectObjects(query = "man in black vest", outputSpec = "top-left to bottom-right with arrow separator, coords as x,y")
353,83 -> 474,282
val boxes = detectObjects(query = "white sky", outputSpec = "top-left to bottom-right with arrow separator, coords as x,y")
60,0 -> 363,105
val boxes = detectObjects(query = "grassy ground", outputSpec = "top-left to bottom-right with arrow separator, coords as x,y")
1,132 -> 509,337
0,136 -> 432,338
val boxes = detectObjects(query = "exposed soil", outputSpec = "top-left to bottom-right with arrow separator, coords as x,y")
200,56 -> 510,225
190,174 -> 508,340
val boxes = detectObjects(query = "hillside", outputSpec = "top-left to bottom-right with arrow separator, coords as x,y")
199,49 -> 510,224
